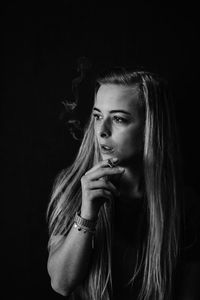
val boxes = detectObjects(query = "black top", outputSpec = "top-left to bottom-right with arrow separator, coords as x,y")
71,186 -> 200,299
172,186 -> 200,299
179,186 -> 200,262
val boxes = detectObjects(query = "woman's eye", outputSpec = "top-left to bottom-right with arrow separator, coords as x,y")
113,116 -> 128,123
93,114 -> 103,121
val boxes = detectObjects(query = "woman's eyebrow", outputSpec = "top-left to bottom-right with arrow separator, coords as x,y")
93,107 -> 131,116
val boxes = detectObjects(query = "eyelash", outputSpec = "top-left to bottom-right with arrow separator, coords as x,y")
93,114 -> 128,124
93,114 -> 102,121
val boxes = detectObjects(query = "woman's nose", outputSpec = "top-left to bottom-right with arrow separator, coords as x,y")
100,120 -> 111,138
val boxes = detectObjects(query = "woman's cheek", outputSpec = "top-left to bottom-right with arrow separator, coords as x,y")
118,129 -> 143,154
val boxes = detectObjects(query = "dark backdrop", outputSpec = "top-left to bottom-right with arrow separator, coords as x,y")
2,2 -> 199,299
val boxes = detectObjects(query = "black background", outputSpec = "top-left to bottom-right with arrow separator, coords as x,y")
2,1 -> 199,299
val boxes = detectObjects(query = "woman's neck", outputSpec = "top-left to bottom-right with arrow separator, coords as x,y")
119,167 -> 144,200
111,164 -> 144,207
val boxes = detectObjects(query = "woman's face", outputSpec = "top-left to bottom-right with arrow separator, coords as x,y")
93,84 -> 145,166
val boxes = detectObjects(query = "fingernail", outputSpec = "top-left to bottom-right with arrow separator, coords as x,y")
112,157 -> 119,163
118,167 -> 125,172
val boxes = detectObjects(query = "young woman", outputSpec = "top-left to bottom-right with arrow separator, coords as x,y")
46,68 -> 199,299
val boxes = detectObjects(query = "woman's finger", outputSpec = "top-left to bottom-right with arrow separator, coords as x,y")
85,157 -> 119,176
85,166 -> 125,181
92,189 -> 114,202
88,180 -> 120,197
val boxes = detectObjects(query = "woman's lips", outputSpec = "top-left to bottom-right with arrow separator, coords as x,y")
100,144 -> 115,154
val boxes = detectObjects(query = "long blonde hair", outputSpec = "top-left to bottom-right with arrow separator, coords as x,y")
47,68 -> 180,300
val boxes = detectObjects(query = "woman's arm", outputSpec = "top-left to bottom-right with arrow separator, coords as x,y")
47,224 -> 94,297
47,159 -> 123,296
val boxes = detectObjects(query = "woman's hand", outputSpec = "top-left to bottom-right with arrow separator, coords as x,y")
80,158 -> 124,220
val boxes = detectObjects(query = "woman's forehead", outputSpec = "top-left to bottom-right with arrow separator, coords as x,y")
95,84 -> 141,110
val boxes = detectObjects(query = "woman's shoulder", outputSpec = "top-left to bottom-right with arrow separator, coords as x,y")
180,185 -> 200,262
